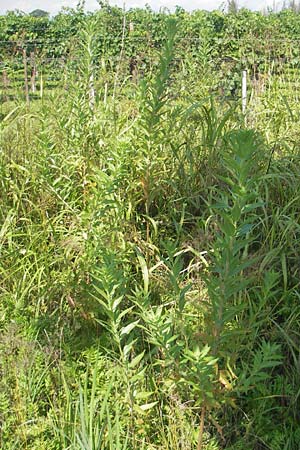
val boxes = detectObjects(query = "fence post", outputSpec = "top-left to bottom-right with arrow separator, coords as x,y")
242,69 -> 247,114
40,70 -> 43,99
30,51 -> 36,93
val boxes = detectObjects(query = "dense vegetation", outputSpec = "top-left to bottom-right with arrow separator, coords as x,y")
1,5 -> 300,450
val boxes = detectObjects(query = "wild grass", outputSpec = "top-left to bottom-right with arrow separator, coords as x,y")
1,17 -> 300,450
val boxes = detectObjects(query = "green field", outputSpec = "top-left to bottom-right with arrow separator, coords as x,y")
1,6 -> 300,450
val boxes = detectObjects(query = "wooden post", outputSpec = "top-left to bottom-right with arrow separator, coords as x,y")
40,70 -> 43,99
23,47 -> 30,104
30,51 -> 36,93
242,70 -> 247,114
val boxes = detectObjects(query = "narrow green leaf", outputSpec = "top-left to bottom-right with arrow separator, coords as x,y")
136,247 -> 149,294
120,320 -> 139,337
129,351 -> 145,369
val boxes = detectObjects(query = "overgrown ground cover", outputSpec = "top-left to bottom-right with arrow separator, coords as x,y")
1,10 -> 300,450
